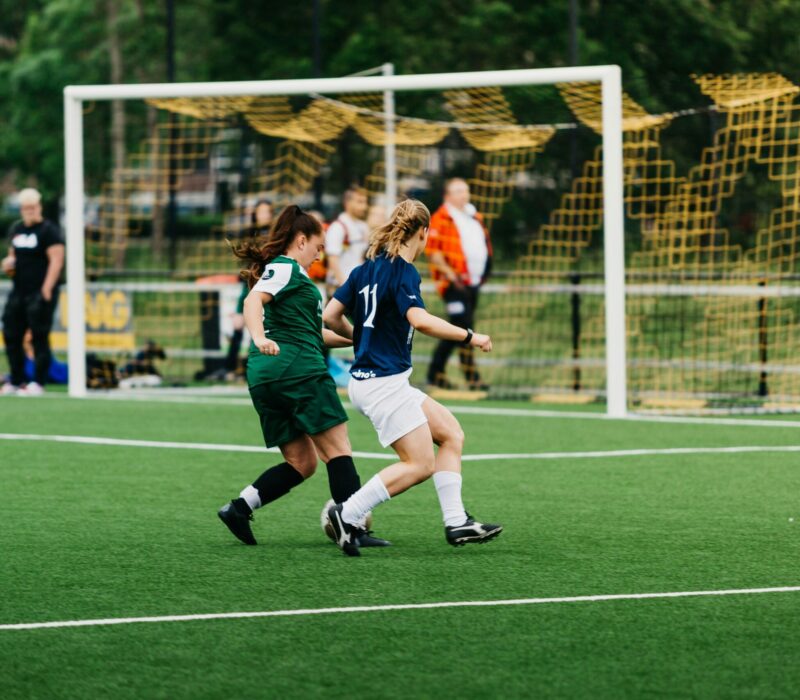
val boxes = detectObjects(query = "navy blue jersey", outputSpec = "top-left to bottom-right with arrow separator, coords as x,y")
334,254 -> 425,379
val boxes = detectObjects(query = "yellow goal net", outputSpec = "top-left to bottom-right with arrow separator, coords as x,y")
65,71 -> 800,412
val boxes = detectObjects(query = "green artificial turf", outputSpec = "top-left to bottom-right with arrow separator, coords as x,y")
1,395 -> 799,698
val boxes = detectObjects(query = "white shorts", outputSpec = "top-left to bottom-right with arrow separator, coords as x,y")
348,368 -> 428,448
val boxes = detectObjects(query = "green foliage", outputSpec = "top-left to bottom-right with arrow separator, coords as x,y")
2,1 -> 106,197
0,213 -> 19,235
1,0 -> 799,212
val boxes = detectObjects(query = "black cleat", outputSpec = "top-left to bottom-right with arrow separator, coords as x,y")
428,376 -> 457,391
327,504 -> 360,557
356,529 -> 392,547
218,500 -> 257,545
445,514 -> 503,547
467,381 -> 489,392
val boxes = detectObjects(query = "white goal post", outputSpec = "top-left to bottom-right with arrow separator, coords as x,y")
63,65 -> 627,415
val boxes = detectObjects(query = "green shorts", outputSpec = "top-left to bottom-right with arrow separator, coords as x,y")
248,372 -> 348,448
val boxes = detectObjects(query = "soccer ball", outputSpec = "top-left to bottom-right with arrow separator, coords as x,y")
320,498 -> 372,542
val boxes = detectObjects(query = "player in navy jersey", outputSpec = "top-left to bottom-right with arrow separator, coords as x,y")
323,199 -> 503,556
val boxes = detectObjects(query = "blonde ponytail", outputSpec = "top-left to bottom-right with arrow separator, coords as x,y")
366,199 -> 430,260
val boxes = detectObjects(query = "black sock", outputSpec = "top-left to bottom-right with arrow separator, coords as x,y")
252,462 -> 304,506
326,455 -> 361,503
231,497 -> 252,515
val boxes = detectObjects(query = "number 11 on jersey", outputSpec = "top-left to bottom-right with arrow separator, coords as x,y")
359,283 -> 378,328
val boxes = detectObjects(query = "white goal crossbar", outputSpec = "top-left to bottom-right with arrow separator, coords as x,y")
63,65 -> 627,416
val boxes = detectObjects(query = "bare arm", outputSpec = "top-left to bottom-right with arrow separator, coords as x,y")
1,247 -> 14,275
327,254 -> 346,286
41,244 -> 65,301
406,306 -> 492,352
322,297 -> 353,340
322,328 -> 353,348
243,289 -> 280,355
428,250 -> 462,287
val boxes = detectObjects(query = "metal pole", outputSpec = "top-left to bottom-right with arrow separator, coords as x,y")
601,67 -> 628,417
758,280 -> 769,397
65,66 -> 623,102
570,272 -> 581,391
312,0 -> 321,78
568,0 -> 580,63
568,0 -> 580,180
166,0 -> 178,270
312,0 -> 324,209
166,0 -> 175,82
65,94 -> 87,397
382,62 -> 397,208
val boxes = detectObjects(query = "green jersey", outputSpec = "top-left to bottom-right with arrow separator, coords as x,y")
247,255 -> 327,385
235,280 -> 248,314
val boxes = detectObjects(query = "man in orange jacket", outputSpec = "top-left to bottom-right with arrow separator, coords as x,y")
425,178 -> 492,390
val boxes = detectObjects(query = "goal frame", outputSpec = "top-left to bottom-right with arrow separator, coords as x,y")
63,65 -> 627,416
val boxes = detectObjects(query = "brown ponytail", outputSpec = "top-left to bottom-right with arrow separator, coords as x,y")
366,199 -> 430,260
231,204 -> 322,288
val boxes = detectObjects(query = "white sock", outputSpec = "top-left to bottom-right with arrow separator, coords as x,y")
239,485 -> 261,511
342,475 -> 390,527
433,471 -> 467,527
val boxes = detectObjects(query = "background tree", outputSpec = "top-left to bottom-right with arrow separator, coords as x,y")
2,0 -> 799,240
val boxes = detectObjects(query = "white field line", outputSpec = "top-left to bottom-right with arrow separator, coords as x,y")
1,432 -> 800,462
10,393 -> 800,428
0,433 -> 390,461
2,585 -> 799,631
460,445 -> 800,461
448,405 -> 800,429
29,392 -> 254,407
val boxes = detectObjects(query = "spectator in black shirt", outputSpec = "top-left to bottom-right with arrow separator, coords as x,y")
1,188 -> 65,395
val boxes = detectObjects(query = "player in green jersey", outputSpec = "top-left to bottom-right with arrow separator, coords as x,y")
217,205 -> 389,548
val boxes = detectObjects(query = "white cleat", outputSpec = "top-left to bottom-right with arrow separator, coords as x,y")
18,382 -> 44,396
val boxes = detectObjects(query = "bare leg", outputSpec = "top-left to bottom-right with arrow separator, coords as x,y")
421,397 -> 469,527
422,397 -> 465,474
278,434 -> 319,477
219,435 -> 316,546
338,422 -> 435,530
380,422 -> 436,496
308,422 -> 351,463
